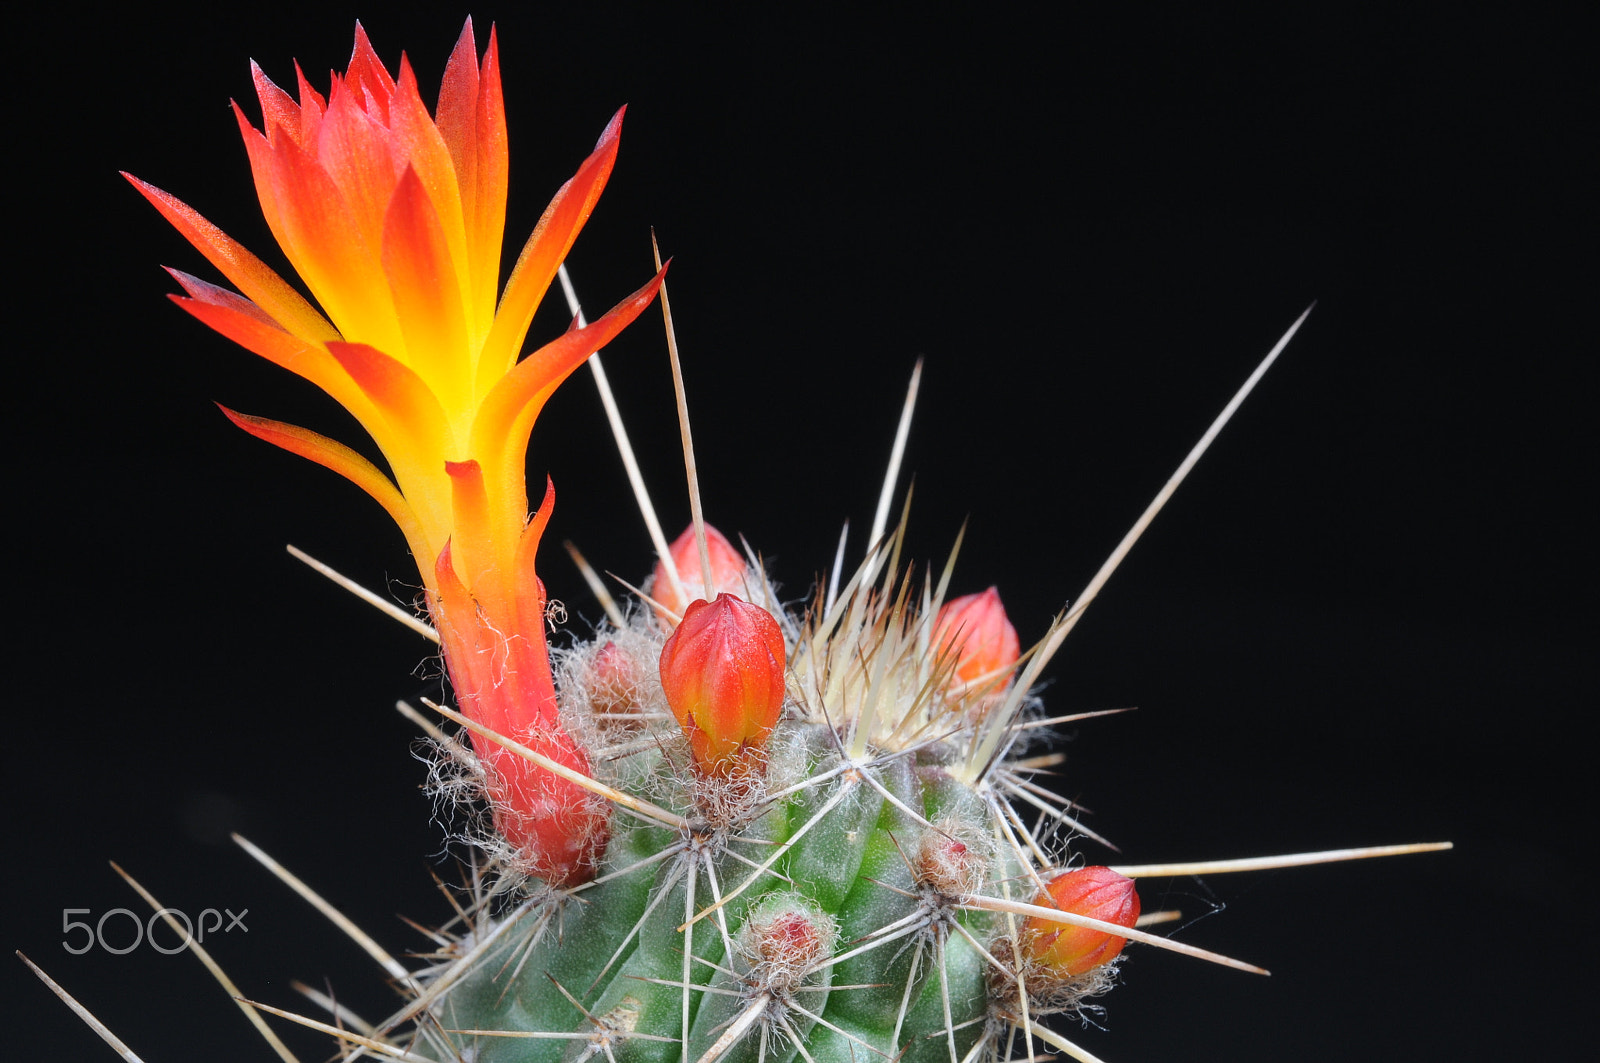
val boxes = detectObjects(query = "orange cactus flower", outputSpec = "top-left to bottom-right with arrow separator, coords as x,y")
658,594 -> 787,777
1025,866 -> 1142,977
128,20 -> 665,887
933,586 -> 1021,686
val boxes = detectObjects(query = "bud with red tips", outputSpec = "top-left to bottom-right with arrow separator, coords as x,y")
652,523 -> 749,625
1025,866 -> 1141,977
933,586 -> 1021,686
915,823 -> 990,897
739,891 -> 837,993
658,593 -> 787,777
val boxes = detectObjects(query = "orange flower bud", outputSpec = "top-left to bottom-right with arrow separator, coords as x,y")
933,586 -> 1021,685
658,594 -> 787,777
1025,866 -> 1141,977
652,523 -> 749,624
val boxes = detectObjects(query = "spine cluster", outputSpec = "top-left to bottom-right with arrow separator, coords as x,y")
421,523 -> 1140,1063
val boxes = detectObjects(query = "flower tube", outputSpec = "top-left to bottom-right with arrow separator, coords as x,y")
128,20 -> 664,886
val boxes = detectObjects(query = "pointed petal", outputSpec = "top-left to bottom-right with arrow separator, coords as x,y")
322,339 -> 456,453
292,61 -> 327,114
435,18 -> 476,175
428,537 -> 544,742
345,22 -> 396,122
245,112 -> 403,353
435,19 -> 480,213
473,264 -> 665,536
314,78 -> 403,256
250,61 -> 303,148
218,406 -> 428,566
124,173 -> 338,342
230,101 -> 294,262
476,106 -> 622,389
168,289 -> 369,416
165,267 -> 277,327
427,538 -> 506,735
389,60 -> 473,333
443,458 -> 499,597
468,26 -> 508,335
380,166 -> 470,410
291,61 -> 326,145
514,476 -> 557,635
435,21 -> 492,336
431,21 -> 505,339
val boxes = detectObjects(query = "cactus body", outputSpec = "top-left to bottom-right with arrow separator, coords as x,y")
424,597 -> 1029,1063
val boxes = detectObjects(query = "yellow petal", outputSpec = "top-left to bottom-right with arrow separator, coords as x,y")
380,166 -> 471,418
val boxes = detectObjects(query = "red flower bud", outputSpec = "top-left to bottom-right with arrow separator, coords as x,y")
1025,866 -> 1141,977
658,593 -> 787,777
933,586 -> 1021,685
652,523 -> 749,625
588,640 -> 640,720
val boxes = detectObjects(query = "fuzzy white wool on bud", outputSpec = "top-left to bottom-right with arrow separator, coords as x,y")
916,821 -> 992,898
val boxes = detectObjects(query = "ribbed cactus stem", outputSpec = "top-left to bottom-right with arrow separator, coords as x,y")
435,700 -> 1021,1063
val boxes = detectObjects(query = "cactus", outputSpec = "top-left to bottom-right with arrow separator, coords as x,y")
24,18 -> 1455,1063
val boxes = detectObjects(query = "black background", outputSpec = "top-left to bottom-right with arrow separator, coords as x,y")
9,4 -> 1588,1060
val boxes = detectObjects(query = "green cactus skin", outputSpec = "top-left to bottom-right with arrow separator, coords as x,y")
404,544 -> 1081,1063
429,691 -> 1027,1063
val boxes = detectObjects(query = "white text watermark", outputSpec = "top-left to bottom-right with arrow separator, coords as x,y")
62,907 -> 248,955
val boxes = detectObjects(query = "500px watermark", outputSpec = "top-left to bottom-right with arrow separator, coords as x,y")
61,907 -> 248,955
